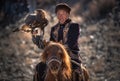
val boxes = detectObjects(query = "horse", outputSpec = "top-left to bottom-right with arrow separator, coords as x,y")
40,42 -> 89,81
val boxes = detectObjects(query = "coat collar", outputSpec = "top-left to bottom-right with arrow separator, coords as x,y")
59,18 -> 71,26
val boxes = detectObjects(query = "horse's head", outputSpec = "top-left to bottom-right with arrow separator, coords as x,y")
42,42 -> 71,79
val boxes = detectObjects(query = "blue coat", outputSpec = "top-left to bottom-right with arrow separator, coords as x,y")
50,22 -> 80,54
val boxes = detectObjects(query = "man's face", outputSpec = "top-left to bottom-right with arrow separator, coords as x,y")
56,10 -> 69,24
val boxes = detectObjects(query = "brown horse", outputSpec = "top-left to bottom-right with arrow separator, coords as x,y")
41,42 -> 89,81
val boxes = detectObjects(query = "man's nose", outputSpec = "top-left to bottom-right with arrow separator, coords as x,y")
59,14 -> 63,18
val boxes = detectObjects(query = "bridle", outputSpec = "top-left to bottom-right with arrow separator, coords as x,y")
44,56 -> 62,81
46,56 -> 62,65
46,56 -> 62,73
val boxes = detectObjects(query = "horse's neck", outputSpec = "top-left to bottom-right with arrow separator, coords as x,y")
44,70 -> 70,81
44,70 -> 58,81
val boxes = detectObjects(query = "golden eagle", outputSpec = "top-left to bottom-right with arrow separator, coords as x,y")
13,9 -> 48,34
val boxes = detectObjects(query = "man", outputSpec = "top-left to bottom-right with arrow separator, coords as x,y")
33,3 -> 82,81
50,3 -> 81,63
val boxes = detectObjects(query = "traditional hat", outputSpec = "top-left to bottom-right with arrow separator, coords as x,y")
55,3 -> 71,14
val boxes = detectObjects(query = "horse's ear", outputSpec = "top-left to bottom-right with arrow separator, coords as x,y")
48,41 -> 54,45
41,50 -> 48,63
41,42 -> 51,63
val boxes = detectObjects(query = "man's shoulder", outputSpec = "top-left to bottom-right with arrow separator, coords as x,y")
70,22 -> 79,27
69,22 -> 79,30
70,22 -> 79,25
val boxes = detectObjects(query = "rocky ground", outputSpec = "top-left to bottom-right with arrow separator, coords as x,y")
0,0 -> 120,81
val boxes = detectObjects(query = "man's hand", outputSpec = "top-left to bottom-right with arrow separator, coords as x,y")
32,28 -> 43,37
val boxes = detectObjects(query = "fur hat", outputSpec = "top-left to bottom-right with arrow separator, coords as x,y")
55,3 -> 71,14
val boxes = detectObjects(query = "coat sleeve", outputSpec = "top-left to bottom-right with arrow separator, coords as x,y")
67,23 -> 80,54
32,35 -> 45,49
49,27 -> 56,41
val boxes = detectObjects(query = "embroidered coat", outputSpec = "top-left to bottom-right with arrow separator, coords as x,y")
50,20 -> 80,55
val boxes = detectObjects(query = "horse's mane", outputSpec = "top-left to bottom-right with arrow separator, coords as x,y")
41,42 -> 72,79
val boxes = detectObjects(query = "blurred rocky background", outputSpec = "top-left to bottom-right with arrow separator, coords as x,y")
0,0 -> 120,81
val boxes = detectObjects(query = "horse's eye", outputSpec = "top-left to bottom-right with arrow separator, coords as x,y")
45,51 -> 49,55
58,51 -> 63,58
